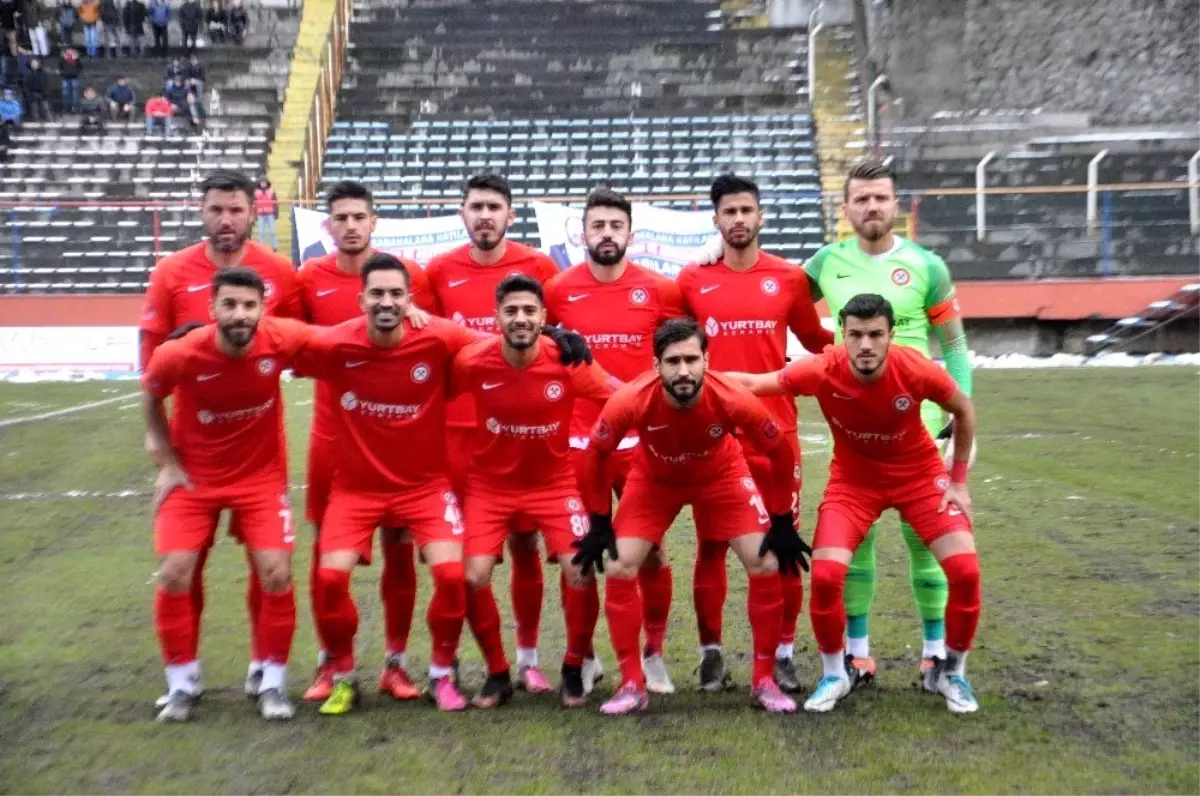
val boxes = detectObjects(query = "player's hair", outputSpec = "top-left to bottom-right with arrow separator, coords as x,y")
462,173 -> 512,206
838,293 -> 895,328
709,173 -> 760,210
653,317 -> 708,359
843,160 -> 897,200
166,321 -> 206,341
199,169 -> 257,205
495,273 -> 544,305
326,180 -> 374,212
212,266 -> 265,297
360,252 -> 411,288
584,186 -> 632,224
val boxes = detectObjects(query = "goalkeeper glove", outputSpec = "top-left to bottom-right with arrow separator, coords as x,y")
543,325 -> 593,366
570,513 -> 616,576
758,513 -> 811,576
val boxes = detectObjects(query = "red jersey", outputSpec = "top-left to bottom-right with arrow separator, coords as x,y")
296,252 -> 436,440
293,316 -> 476,493
139,240 -> 301,364
584,371 -> 794,515
140,317 -> 316,488
544,262 -> 684,447
778,345 -> 958,481
677,252 -> 833,432
449,337 -> 618,491
425,240 -> 560,429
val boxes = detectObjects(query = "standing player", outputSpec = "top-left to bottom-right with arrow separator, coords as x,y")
139,169 -> 301,699
804,160 -> 975,690
727,293 -> 981,714
142,267 -> 313,722
452,274 -> 618,708
425,173 -> 562,693
295,181 -> 435,703
574,318 -> 809,715
543,187 -> 683,694
677,174 -> 834,693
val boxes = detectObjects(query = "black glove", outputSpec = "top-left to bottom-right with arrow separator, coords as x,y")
758,513 -> 811,576
936,419 -> 954,440
543,325 -> 593,366
570,512 -> 616,576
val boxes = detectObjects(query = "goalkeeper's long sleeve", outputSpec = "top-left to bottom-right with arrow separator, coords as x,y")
933,316 -> 973,397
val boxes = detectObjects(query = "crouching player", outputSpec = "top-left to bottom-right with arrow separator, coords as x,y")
728,293 -> 982,714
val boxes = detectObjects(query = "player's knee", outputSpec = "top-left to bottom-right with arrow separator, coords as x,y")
746,552 -> 778,577
158,555 -> 196,593
465,560 -> 493,591
939,552 -> 981,591
431,561 -> 467,610
604,558 -> 638,580
258,559 -> 292,592
561,561 -> 594,589
810,559 -> 847,603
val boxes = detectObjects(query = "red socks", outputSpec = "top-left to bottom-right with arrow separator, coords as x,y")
257,587 -> 296,665
308,541 -> 327,651
604,576 -> 644,688
692,540 -> 728,647
510,543 -> 543,651
380,539 -> 417,657
638,561 -> 672,656
316,567 -> 357,674
155,587 -> 197,665
246,551 -> 263,661
809,559 -> 850,654
189,546 -> 208,643
941,552 -> 982,652
466,584 -> 510,675
747,573 -> 783,683
779,571 -> 803,647
563,580 -> 600,668
428,561 -> 466,670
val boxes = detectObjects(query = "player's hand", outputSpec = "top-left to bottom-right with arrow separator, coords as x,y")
938,481 -> 973,525
937,419 -> 978,470
153,463 -> 192,512
543,325 -> 593,366
759,513 -> 810,576
405,304 -> 431,330
688,235 -> 724,267
571,513 -> 616,576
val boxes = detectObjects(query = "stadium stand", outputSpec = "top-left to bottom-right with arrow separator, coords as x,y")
314,0 -> 826,260
0,0 -> 298,294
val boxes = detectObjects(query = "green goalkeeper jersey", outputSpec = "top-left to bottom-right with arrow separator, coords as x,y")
804,237 -> 973,396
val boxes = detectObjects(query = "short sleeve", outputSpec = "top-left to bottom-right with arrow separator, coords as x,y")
802,247 -> 827,301
657,276 -> 685,319
139,262 -> 174,336
910,352 -> 958,405
778,354 -> 827,397
269,261 -> 303,320
290,326 -> 338,381
437,318 -> 481,356
588,387 -> 638,455
535,254 -> 561,283
542,273 -> 563,326
448,346 -> 475,398
407,260 -> 437,312
569,360 -> 619,404
274,318 -> 319,359
674,265 -> 697,316
141,340 -> 185,398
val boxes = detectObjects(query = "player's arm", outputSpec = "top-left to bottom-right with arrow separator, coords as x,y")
725,354 -> 826,398
446,345 -> 476,398
568,358 -> 622,403
571,393 -> 637,574
271,262 -> 305,320
141,345 -> 191,507
917,356 -> 975,521
924,254 -> 972,397
407,260 -> 437,313
801,248 -> 826,301
289,325 -> 338,381
659,276 -> 686,319
138,263 -> 175,369
786,269 -> 835,353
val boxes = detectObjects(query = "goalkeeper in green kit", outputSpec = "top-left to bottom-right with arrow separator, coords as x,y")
804,161 -> 975,691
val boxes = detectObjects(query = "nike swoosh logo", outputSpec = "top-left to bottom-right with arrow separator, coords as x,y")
186,283 -> 210,293
567,294 -> 588,302
835,273 -> 851,279
196,373 -> 220,381
832,392 -> 853,400
316,289 -> 337,297
646,424 -> 668,431
699,285 -> 720,294
482,382 -> 503,390
344,361 -> 367,368
448,279 -> 469,288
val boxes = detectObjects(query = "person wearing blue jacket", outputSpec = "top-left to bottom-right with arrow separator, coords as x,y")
148,0 -> 169,56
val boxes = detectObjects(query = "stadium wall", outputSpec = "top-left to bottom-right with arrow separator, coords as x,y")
866,0 -> 1200,125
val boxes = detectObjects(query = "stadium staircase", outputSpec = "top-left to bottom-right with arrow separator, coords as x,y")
312,0 -> 824,260
809,26 -> 860,239
0,1 -> 299,294
1086,282 -> 1200,354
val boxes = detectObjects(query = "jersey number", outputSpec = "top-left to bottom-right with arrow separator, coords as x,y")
749,494 -> 769,525
569,513 -> 590,538
278,506 -> 295,544
444,503 -> 465,536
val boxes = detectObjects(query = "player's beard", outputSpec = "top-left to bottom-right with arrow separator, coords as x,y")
472,222 -> 508,252
586,240 -> 626,267
209,223 -> 250,254
337,235 -> 369,255
665,373 -> 702,404
504,322 -> 539,350
853,213 -> 892,242
370,302 -> 402,332
851,347 -> 884,377
218,318 -> 258,349
721,223 -> 759,251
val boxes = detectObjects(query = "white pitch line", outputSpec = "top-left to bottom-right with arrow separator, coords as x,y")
0,392 -> 141,428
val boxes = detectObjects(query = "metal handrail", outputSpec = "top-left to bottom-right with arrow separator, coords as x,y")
975,151 -> 997,241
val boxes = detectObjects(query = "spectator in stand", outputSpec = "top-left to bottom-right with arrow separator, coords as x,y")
144,90 -> 169,134
58,45 -> 80,111
254,177 -> 278,248
179,0 -> 200,54
56,0 -> 76,47
78,0 -> 100,56
227,0 -> 245,44
0,0 -> 20,56
165,74 -> 198,127
78,83 -> 103,131
0,86 -> 22,128
122,0 -> 144,56
203,0 -> 223,43
147,0 -> 167,56
21,56 -> 50,120
105,73 -> 133,117
185,50 -> 202,94
163,53 -> 183,86
99,0 -> 120,57
0,113 -> 10,161
29,0 -> 52,57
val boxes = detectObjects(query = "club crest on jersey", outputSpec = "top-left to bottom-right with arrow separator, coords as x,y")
452,311 -> 466,325
891,268 -> 911,286
566,497 -> 583,513
629,287 -> 649,306
704,317 -> 720,337
411,363 -> 431,383
594,419 -> 611,440
708,424 -> 724,438
544,381 -> 564,401
197,410 -> 214,425
760,277 -> 780,296
340,391 -> 358,411
485,417 -> 501,434
507,270 -> 523,279
442,490 -> 459,506
258,358 -> 276,376
935,475 -> 950,491
893,394 -> 913,412
761,419 -> 780,439
740,476 -> 756,491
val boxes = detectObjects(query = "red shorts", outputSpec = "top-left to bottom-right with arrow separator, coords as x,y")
740,429 -> 803,519
320,481 -> 464,564
156,481 -> 295,555
463,480 -> 589,560
569,445 -> 635,497
305,431 -> 336,527
815,472 -> 972,551
614,458 -> 768,546
446,426 -> 475,500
